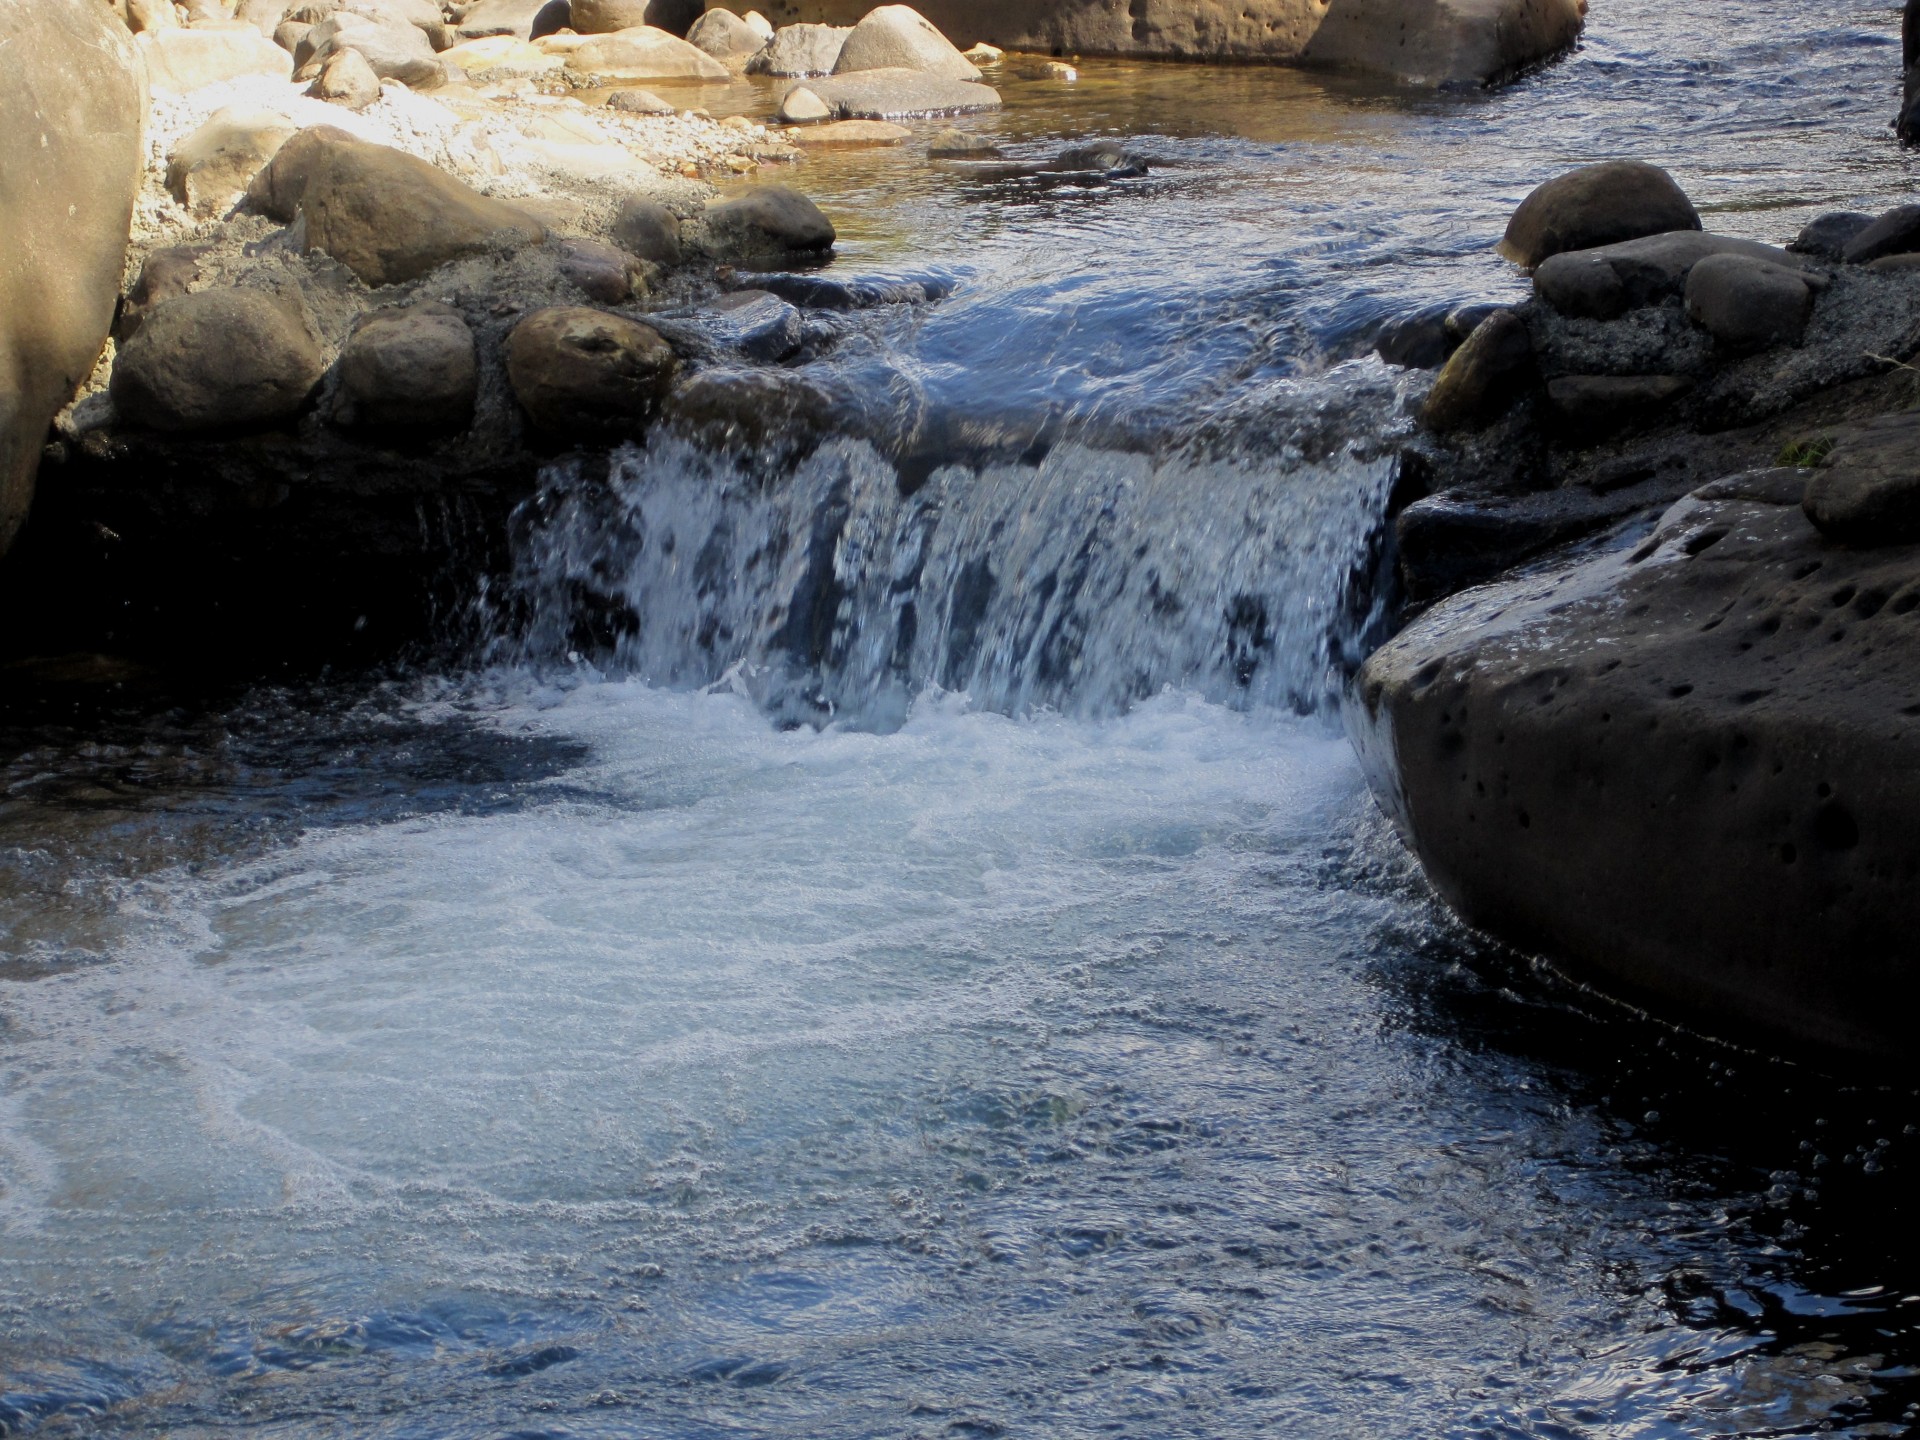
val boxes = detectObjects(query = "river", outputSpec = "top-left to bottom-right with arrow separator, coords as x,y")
4,1 -> 1920,1434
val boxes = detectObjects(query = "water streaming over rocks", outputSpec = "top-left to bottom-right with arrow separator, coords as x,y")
8,0 -> 1920,1434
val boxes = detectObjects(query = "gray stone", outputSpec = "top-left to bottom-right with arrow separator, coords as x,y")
1533,249 -> 1629,319
610,195 -> 683,265
1350,487 -> 1920,1062
1684,253 -> 1814,352
504,306 -> 679,434
788,119 -> 912,146
1545,373 -> 1692,434
110,288 -> 324,433
252,128 -> 545,285
569,0 -> 701,34
453,0 -> 568,40
1802,410 -> 1920,546
1500,160 -> 1700,268
1418,308 -> 1533,433
1789,211 -> 1874,262
605,87 -> 676,113
832,4 -> 980,80
927,127 -> 999,158
116,246 -> 209,342
702,185 -> 834,260
165,106 -> 300,216
304,12 -> 446,86
564,26 -> 730,80
0,0 -> 144,555
786,68 -> 1000,119
557,237 -> 645,303
332,301 -> 477,431
136,25 -> 296,91
307,43 -> 382,106
274,19 -> 313,52
1053,141 -> 1146,176
747,22 -> 848,76
1534,231 -> 1815,317
777,86 -> 833,122
1842,204 -> 1920,265
686,6 -> 763,62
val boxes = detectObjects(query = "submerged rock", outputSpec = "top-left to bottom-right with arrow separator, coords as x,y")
504,305 -> 679,434
646,290 -> 805,361
564,25 -> 730,81
332,302 -> 478,432
928,128 -> 1000,158
1351,482 -> 1920,1062
1500,160 -> 1701,268
110,288 -> 324,433
789,119 -> 911,147
784,68 -> 1000,119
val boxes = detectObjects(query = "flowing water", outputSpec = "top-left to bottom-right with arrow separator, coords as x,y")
7,1 -> 1920,1434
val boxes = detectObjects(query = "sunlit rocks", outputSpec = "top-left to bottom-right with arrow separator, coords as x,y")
701,185 -> 835,262
747,22 -> 849,76
686,7 -> 765,64
307,44 -> 383,106
610,195 -> 685,266
504,306 -> 679,434
1500,160 -> 1701,269
136,25 -> 295,92
832,4 -> 981,80
331,302 -> 479,433
563,25 -> 731,82
784,68 -> 1000,120
165,107 -> 299,216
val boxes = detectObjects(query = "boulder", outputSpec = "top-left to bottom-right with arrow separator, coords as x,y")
126,0 -> 178,31
1053,141 -> 1147,177
832,4 -> 980,80
701,185 -> 834,261
1789,211 -> 1874,262
116,246 -> 209,342
1684,253 -> 1815,352
165,106 -> 299,216
0,0 -> 145,555
564,25 -> 730,80
605,87 -> 676,112
686,6 -> 763,62
253,129 -> 545,285
1417,308 -> 1532,432
439,34 -> 561,78
1533,231 -> 1815,319
1500,160 -> 1701,268
928,128 -> 1000,158
304,12 -> 445,86
453,0 -> 569,39
307,40 -> 382,104
778,86 -> 833,122
1802,410 -> 1920,546
742,9 -> 772,39
504,306 -> 679,434
788,119 -> 911,146
331,302 -> 478,431
610,195 -> 683,265
569,0 -> 701,35
747,22 -> 848,75
662,365 -> 844,450
556,237 -> 645,302
1842,205 -> 1920,265
110,288 -> 324,433
136,25 -> 295,91
785,68 -> 1000,119
1350,484 -> 1920,1062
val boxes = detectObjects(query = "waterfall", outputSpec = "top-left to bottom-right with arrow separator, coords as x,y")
486,360 -> 1413,728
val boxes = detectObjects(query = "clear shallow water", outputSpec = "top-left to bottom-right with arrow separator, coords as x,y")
10,0 -> 1920,1434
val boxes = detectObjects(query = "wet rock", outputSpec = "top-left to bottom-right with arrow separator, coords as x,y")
789,119 -> 911,147
137,25 -> 295,91
557,237 -> 645,302
702,186 -> 834,262
1418,308 -> 1533,433
662,365 -> 844,450
1500,160 -> 1701,269
1053,141 -> 1147,177
747,22 -> 849,76
1842,204 -> 1920,265
833,4 -> 981,80
1802,410 -> 1920,546
256,129 -> 545,285
1534,231 -> 1815,318
928,128 -> 1000,158
1375,305 -> 1453,369
0,0 -> 144,554
332,301 -> 478,432
303,12 -> 445,87
307,43 -> 383,105
116,246 -> 209,342
454,0 -> 569,40
564,25 -> 730,81
1545,374 -> 1692,435
110,288 -> 324,433
1790,211 -> 1874,262
778,86 -> 834,122
610,195 -> 683,265
1351,486 -> 1920,1062
605,87 -> 676,113
647,290 -> 804,361
1684,253 -> 1815,352
504,306 -> 678,435
786,68 -> 1000,120
686,7 -> 763,63
569,0 -> 700,35
166,107 -> 299,216
725,270 -> 945,310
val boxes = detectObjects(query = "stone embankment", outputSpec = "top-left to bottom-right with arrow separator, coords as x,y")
1354,153 -> 1920,1065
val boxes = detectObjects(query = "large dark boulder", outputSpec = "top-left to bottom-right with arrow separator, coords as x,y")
1802,410 -> 1920,546
1500,161 -> 1701,269
0,0 -> 144,555
1350,478 -> 1920,1063
110,288 -> 326,433
504,306 -> 678,435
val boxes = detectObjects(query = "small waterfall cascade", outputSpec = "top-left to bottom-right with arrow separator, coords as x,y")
488,361 -> 1414,728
